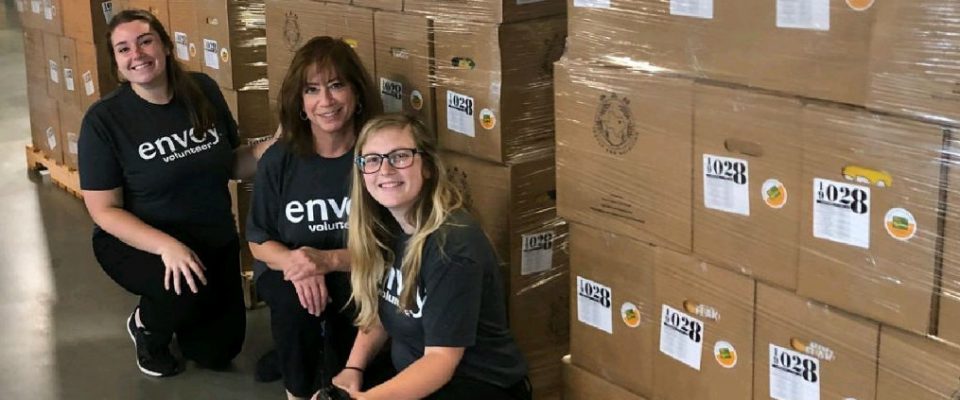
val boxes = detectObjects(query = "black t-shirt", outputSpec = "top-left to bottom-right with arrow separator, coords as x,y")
78,72 -> 240,246
244,141 -> 353,281
378,210 -> 528,389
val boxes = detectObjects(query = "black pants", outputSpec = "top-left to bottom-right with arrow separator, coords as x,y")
427,376 -> 532,400
258,270 -> 395,397
92,229 -> 246,369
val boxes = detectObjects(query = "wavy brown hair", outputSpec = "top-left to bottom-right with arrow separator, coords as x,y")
278,36 -> 381,156
106,9 -> 215,137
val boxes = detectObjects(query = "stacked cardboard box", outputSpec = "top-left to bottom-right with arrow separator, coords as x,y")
559,0 -> 960,398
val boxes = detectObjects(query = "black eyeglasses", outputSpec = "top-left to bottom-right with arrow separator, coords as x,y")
356,148 -> 421,174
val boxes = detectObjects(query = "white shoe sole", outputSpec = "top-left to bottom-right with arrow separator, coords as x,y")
126,312 -> 164,377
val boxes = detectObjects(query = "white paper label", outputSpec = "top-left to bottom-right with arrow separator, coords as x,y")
770,344 -> 821,400
31,0 -> 41,14
777,0 -> 830,31
175,32 -> 190,61
521,231 -> 554,276
83,71 -> 95,96
101,1 -> 113,23
68,137 -> 78,155
446,90 -> 475,137
16,0 -> 24,13
43,0 -> 53,20
576,276 -> 613,334
659,304 -> 704,371
203,39 -> 220,70
380,78 -> 404,114
703,154 -> 750,216
46,127 -> 56,149
49,60 -> 59,83
573,0 -> 610,9
64,69 -> 75,92
812,178 -> 870,249
671,0 -> 713,19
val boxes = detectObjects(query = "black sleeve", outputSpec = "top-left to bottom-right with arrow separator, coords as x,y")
78,106 -> 122,190
421,250 -> 484,348
245,145 -> 284,244
194,72 -> 240,149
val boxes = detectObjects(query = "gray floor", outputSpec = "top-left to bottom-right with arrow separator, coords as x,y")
0,6 -> 283,399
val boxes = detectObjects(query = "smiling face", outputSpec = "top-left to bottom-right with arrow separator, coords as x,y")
360,125 -> 427,223
303,63 -> 357,137
111,20 -> 169,88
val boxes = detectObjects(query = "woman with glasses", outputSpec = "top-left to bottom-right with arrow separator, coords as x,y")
330,114 -> 532,400
245,36 -> 391,399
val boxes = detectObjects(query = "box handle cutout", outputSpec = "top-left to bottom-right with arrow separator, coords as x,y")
450,57 -> 476,70
206,17 -> 219,26
841,165 -> 892,188
723,139 -> 763,157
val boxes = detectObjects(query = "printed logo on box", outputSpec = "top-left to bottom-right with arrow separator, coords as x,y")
410,90 -> 424,111
763,178 -> 788,209
593,93 -> 637,155
283,12 -> 301,51
621,302 -> 641,328
884,208 -> 917,241
715,341 -> 738,368
479,108 -> 496,130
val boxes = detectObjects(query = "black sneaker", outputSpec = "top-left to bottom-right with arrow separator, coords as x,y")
126,308 -> 181,377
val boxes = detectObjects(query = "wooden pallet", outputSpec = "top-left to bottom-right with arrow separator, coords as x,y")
25,145 -> 82,199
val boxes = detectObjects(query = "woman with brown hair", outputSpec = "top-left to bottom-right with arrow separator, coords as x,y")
245,36 -> 390,399
79,9 -> 274,377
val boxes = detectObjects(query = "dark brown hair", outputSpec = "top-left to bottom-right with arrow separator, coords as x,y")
278,36 -> 382,156
107,9 -> 215,137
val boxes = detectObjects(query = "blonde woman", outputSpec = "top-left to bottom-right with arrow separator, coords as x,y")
330,115 -> 531,400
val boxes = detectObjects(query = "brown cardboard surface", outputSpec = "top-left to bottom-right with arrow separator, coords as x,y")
124,0 -> 170,30
692,83 -> 803,290
221,88 -> 272,139
58,36 -> 81,109
62,0 -> 113,43
76,39 -> 115,112
939,127 -> 960,346
168,0 -> 202,71
354,0 -> 401,12
434,17 -> 564,164
28,92 -> 63,164
23,28 -> 48,91
197,0 -> 267,90
877,326 -> 960,400
653,249 -> 755,400
797,103 -> 943,334
555,59 -> 693,253
265,1 -> 374,104
404,0 -> 564,23
569,223 -> 655,398
373,11 -> 435,134
59,102 -> 83,170
563,357 -> 647,400
753,284 -> 879,400
38,0 -> 63,36
42,31 -> 61,102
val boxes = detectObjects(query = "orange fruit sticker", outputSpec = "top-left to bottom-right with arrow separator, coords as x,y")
410,90 -> 424,111
715,341 -> 738,369
885,208 -> 917,241
846,0 -> 875,11
762,178 -> 787,209
621,302 -> 641,328
480,108 -> 496,130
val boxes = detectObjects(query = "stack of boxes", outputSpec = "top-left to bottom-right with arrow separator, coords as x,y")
560,0 -> 960,398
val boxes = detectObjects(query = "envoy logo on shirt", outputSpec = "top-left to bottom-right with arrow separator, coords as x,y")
285,197 -> 350,232
381,266 -> 426,319
138,127 -> 221,163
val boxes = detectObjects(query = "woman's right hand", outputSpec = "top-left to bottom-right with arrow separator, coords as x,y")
332,367 -> 364,395
159,241 -> 207,295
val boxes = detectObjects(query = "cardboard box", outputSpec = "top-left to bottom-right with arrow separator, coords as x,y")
877,326 -> 960,400
692,83 -> 803,290
59,102 -> 83,170
753,284 -> 879,400
653,249 -> 755,400
797,103 -> 944,334
353,0 -> 400,12
569,223 -> 656,398
28,92 -> 63,164
434,17 -> 564,164
555,59 -> 693,253
58,36 -> 81,109
21,0 -> 41,30
563,356 -> 647,400
61,0 -> 114,43
123,0 -> 170,29
75,40 -> 116,111
43,32 -> 61,102
939,126 -> 960,346
23,28 -> 48,92
197,0 -> 267,90
265,1 -> 374,104
373,11 -> 435,134
167,0 -> 201,71
38,0 -> 64,35
221,88 -> 272,140
405,0 -> 564,23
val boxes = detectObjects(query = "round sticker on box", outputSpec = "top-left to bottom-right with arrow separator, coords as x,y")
885,208 -> 917,241
846,0 -> 874,11
714,341 -> 737,368
410,90 -> 424,111
621,302 -> 641,328
189,43 -> 197,58
480,108 -> 496,130
220,48 -> 230,63
761,178 -> 788,209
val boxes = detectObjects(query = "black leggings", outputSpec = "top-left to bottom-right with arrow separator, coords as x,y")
92,229 -> 246,368
427,376 -> 532,400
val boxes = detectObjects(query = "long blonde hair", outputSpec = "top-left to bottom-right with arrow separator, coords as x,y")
348,114 -> 464,329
